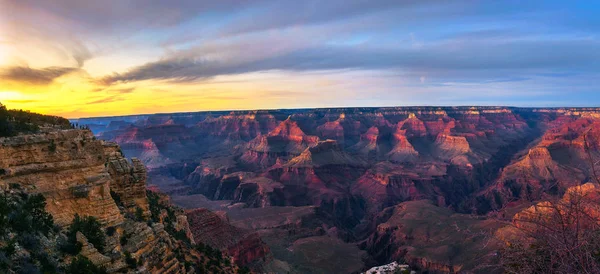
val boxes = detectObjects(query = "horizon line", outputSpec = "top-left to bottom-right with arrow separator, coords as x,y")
68,105 -> 600,120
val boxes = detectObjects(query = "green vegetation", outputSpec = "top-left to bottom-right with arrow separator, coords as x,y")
66,255 -> 107,274
0,191 -> 59,273
49,139 -> 57,152
106,226 -> 116,237
64,214 -> 106,254
124,251 -> 138,269
0,102 -> 71,137
147,190 -> 163,223
147,190 -> 240,273
500,189 -> 600,273
147,190 -> 190,242
135,206 -> 145,221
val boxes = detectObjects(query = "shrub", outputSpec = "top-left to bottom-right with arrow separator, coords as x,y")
120,233 -> 128,246
0,104 -> 12,137
48,140 -> 57,152
1,239 -> 16,257
8,193 -> 54,236
37,252 -> 58,273
67,214 -> 106,253
110,191 -> 123,207
239,266 -> 251,274
500,187 -> 600,273
106,226 -> 116,237
124,251 -> 137,269
58,235 -> 82,255
67,255 -> 107,274
135,207 -> 145,222
0,190 -> 60,273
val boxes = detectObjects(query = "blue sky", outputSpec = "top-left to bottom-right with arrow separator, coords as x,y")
1,0 -> 599,117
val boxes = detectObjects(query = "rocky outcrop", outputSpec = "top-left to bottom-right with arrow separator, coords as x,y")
233,176 -> 285,207
485,146 -> 586,208
352,162 -> 442,217
77,232 -> 112,268
0,129 -> 124,227
285,140 -> 367,168
316,117 -> 345,144
387,128 -> 418,163
350,126 -> 380,158
241,118 -> 319,169
183,156 -> 237,195
120,220 -> 185,273
361,200 -> 503,273
186,208 -> 271,266
397,113 -> 427,137
434,134 -> 470,159
495,182 -> 600,255
104,142 -> 150,217
196,111 -> 278,141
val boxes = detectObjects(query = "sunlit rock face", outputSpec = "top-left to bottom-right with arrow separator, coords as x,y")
0,129 -> 214,273
0,129 -> 124,227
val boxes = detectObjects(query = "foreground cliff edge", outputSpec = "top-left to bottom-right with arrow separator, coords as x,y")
0,124 -> 255,272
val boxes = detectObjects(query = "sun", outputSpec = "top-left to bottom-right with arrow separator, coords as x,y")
0,90 -> 27,101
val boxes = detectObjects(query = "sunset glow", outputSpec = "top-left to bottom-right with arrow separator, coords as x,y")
1,1 -> 599,118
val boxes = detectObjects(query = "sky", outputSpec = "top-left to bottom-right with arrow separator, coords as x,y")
0,0 -> 599,118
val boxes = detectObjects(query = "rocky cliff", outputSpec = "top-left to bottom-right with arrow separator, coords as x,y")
361,200 -> 503,273
186,208 -> 271,267
0,130 -> 123,227
0,128 -> 244,273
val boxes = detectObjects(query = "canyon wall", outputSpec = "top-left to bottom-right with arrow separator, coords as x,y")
75,106 -> 600,273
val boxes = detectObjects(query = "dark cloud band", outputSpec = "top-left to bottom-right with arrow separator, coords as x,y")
0,66 -> 79,85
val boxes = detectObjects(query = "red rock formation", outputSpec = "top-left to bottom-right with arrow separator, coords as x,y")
233,176 -> 284,207
350,126 -> 379,157
316,120 -> 344,144
286,140 -> 367,168
196,112 -> 278,141
241,118 -> 319,169
362,200 -> 503,273
387,128 -> 418,163
397,113 -> 427,138
433,134 -> 477,166
80,106 -> 600,273
352,162 -> 441,216
520,145 -> 582,179
186,208 -> 271,266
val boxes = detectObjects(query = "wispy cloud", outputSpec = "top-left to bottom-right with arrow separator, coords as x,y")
98,36 -> 600,85
87,95 -> 124,104
0,66 -> 79,85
